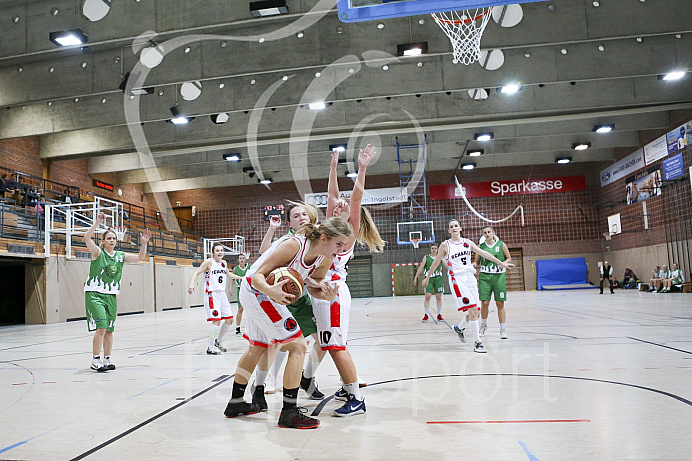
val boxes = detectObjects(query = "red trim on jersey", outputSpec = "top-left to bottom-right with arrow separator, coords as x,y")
331,274 -> 341,281
243,334 -> 269,348
458,304 -> 478,312
453,283 -> 462,298
207,316 -> 233,321
208,296 -> 214,309
274,329 -> 303,345
259,299 -> 282,323
321,345 -> 346,351
330,300 -> 341,327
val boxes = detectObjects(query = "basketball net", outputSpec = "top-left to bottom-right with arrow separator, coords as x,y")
432,8 -> 493,65
112,226 -> 127,241
603,232 -> 613,241
454,176 -> 525,226
242,251 -> 251,259
411,238 -> 421,249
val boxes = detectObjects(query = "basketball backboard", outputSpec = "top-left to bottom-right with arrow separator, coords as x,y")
397,221 -> 435,246
337,0 -> 541,23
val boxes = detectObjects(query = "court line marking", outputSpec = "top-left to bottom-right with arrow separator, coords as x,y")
519,440 -> 541,461
69,374 -> 234,461
427,419 -> 590,424
627,337 -> 692,355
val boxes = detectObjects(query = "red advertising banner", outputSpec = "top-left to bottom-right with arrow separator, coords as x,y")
430,176 -> 586,199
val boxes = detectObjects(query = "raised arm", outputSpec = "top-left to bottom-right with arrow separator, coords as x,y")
469,241 -> 514,270
123,229 -> 150,263
259,215 -> 282,255
84,212 -> 105,260
188,259 -> 212,294
326,150 -> 340,218
413,255 -> 428,286
348,144 -> 376,237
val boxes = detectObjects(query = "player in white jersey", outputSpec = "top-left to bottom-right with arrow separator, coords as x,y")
188,243 -> 243,355
312,144 -> 384,417
224,217 -> 353,429
423,219 -> 514,353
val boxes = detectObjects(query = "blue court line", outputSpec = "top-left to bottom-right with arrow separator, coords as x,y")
518,441 -> 541,461
0,440 -> 27,454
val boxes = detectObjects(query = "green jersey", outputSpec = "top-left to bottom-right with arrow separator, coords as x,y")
424,254 -> 442,278
658,269 -> 670,279
479,238 -> 506,274
84,249 -> 125,295
234,263 -> 251,279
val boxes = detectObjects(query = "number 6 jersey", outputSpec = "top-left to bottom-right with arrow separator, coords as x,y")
205,259 -> 227,293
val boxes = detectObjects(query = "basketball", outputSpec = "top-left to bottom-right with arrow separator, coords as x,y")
266,267 -> 304,299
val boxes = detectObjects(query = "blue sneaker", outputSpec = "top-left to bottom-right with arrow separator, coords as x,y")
334,387 -> 348,401
453,325 -> 465,343
334,396 -> 366,417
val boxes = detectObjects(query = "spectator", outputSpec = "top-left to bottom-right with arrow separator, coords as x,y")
0,175 -> 6,195
660,263 -> 684,293
623,268 -> 638,289
61,188 -> 73,204
649,265 -> 669,292
600,261 -> 615,294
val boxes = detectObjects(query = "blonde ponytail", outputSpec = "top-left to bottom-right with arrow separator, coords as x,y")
357,207 -> 385,253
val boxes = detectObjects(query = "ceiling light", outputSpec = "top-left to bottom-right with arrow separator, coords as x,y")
329,144 -> 347,152
468,149 -> 484,157
119,72 -> 154,95
250,0 -> 288,17
593,124 -> 614,133
461,163 -> 476,170
259,178 -> 273,185
308,102 -> 326,110
500,84 -> 520,94
573,142 -> 591,150
223,153 -> 241,162
382,65 -> 389,71
83,0 -> 112,22
49,29 -> 88,47
346,171 -> 358,178
474,132 -> 494,141
297,31 -> 304,38
397,42 -> 428,57
140,42 -> 164,68
660,71 -> 686,81
169,106 -> 192,125
556,157 -> 572,164
211,113 -> 229,124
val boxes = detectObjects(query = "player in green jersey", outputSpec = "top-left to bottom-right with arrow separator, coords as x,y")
413,244 -> 445,322
84,212 -> 150,372
474,226 -> 512,339
660,263 -> 684,292
233,253 -> 251,334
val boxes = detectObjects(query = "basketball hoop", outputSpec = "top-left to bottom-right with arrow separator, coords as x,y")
411,238 -> 421,249
432,8 -> 494,65
603,232 -> 613,241
112,226 -> 128,242
242,251 -> 251,259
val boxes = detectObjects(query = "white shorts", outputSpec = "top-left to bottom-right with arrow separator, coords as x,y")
239,285 -> 303,348
448,273 -> 480,312
313,280 -> 351,351
204,291 -> 233,321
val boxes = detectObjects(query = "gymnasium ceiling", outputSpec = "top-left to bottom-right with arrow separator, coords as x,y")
0,0 -> 691,194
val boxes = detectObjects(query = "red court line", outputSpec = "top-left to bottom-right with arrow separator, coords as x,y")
12,383 -> 28,386
427,419 -> 591,424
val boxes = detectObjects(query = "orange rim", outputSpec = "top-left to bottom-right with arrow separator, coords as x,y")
434,8 -> 491,25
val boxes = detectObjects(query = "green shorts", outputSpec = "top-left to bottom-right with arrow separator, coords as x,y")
85,291 -> 117,332
425,276 -> 444,294
287,294 -> 317,337
478,272 -> 507,302
237,288 -> 243,308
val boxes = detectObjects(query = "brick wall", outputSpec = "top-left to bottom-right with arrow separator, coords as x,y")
0,137 -> 42,176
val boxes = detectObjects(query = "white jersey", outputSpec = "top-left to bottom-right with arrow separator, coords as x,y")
205,259 -> 228,293
243,234 -> 325,291
444,238 -> 476,276
327,244 -> 354,282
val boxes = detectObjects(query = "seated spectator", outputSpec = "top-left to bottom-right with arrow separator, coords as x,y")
623,268 -> 638,288
0,175 -> 6,195
60,188 -> 73,204
660,263 -> 684,293
649,265 -> 669,292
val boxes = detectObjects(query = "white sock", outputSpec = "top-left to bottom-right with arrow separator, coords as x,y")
469,320 -> 480,343
218,322 -> 231,341
437,305 -> 442,315
481,319 -> 488,327
457,317 -> 469,331
255,368 -> 268,387
344,381 -> 362,401
304,359 -> 321,379
424,306 -> 430,315
209,324 -> 221,348
271,350 -> 288,377
500,323 -> 506,330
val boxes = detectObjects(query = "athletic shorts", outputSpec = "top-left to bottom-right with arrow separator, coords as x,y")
85,291 -> 117,332
478,272 -> 507,302
672,277 -> 683,285
287,294 -> 317,337
313,280 -> 351,351
425,275 -> 444,294
448,272 -> 480,312
239,285 -> 303,348
236,288 -> 243,308
204,291 -> 233,322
